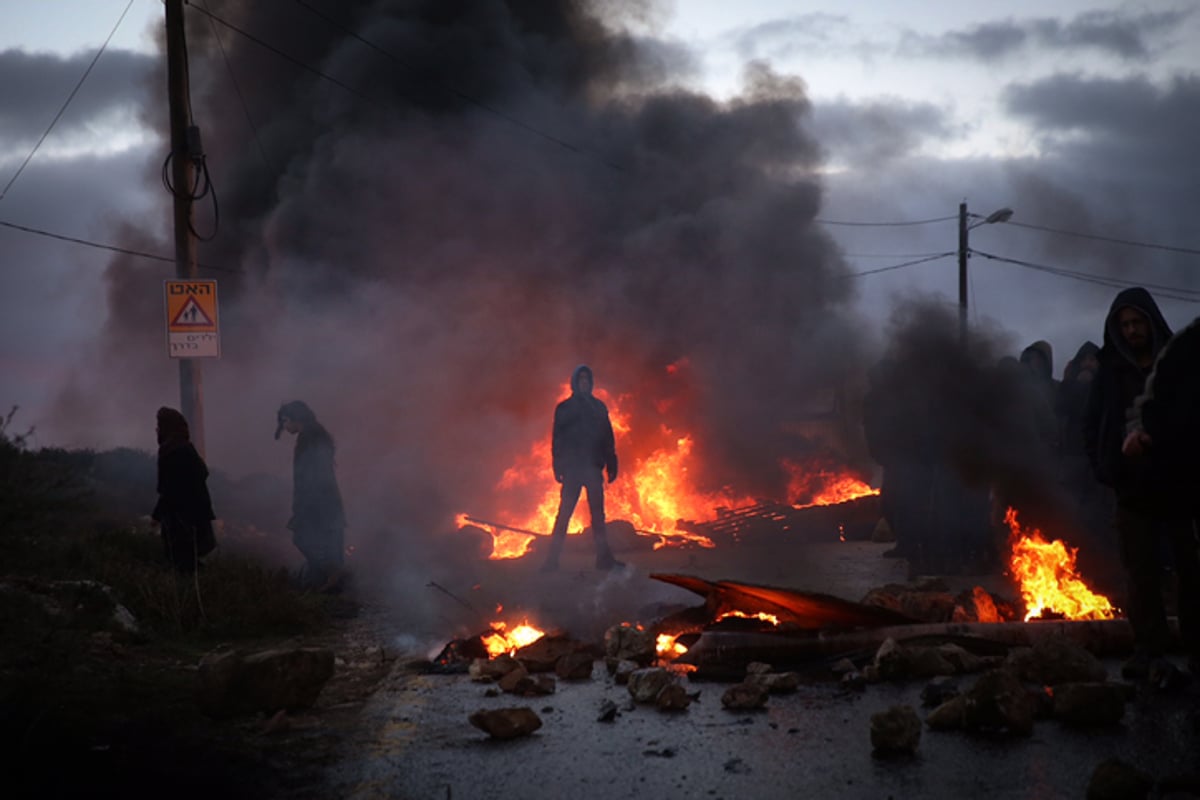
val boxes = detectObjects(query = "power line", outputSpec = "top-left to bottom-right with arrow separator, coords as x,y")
0,218 -> 240,274
1005,219 -> 1200,257
186,2 -> 368,100
815,215 -> 957,227
842,250 -> 952,259
0,0 -> 135,201
971,249 -> 1200,304
200,0 -> 275,175
847,252 -> 955,277
289,0 -> 625,172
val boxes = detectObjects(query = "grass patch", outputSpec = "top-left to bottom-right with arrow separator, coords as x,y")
1,414 -> 327,645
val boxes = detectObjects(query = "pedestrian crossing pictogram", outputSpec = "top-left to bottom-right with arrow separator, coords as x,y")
170,296 -> 215,327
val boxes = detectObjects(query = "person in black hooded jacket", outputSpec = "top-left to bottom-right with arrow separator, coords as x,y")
276,401 -> 347,590
1084,287 -> 1192,683
153,406 -> 216,574
1122,316 -> 1200,678
539,365 -> 622,572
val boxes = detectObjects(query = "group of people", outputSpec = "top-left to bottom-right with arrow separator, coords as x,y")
151,400 -> 347,591
151,363 -> 627,582
865,286 -> 1198,684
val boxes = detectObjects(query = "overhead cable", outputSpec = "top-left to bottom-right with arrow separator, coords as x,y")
971,249 -> 1200,304
0,0 -> 135,201
0,218 -> 239,274
1005,220 -> 1200,257
847,252 -> 955,277
816,215 -> 957,227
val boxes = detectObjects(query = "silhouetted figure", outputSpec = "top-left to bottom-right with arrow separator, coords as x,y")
540,365 -> 622,572
276,401 -> 346,591
152,407 -> 216,574
1056,341 -> 1117,589
1019,340 -> 1060,454
1123,316 -> 1200,679
1084,287 -> 1189,685
863,358 -> 906,557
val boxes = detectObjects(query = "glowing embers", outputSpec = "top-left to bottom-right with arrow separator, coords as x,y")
1005,507 -> 1118,622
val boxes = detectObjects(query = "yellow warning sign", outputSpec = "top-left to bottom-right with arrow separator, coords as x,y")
164,280 -> 220,358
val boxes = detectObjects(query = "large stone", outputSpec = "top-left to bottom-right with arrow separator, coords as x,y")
721,683 -> 769,710
1006,637 -> 1107,685
555,652 -> 596,681
613,660 -> 639,685
961,669 -> 1037,736
470,655 -> 523,682
604,624 -> 657,664
469,707 -> 543,740
1086,757 -> 1153,800
516,635 -> 588,673
498,666 -> 531,693
656,683 -> 692,711
196,647 -> 335,719
747,671 -> 801,694
628,668 -> 676,703
1052,683 -> 1126,727
870,705 -> 921,755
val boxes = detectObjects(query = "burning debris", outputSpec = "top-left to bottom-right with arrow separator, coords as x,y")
1004,508 -> 1119,621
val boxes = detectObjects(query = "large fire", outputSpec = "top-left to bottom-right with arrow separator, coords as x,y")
1005,507 -> 1118,622
459,371 -> 875,559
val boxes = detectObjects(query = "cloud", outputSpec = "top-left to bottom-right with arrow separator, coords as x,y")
899,8 -> 1191,62
727,13 -> 851,62
810,97 -> 957,168
0,48 -> 156,157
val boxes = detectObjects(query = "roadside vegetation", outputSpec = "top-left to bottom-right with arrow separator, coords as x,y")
0,408 -> 340,798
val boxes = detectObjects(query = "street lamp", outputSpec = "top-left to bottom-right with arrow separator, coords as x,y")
958,203 -> 1014,342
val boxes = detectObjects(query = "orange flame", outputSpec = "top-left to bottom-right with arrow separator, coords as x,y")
656,633 -> 688,657
481,620 -> 545,658
714,610 -> 780,625
460,373 -> 878,559
1005,508 -> 1117,622
784,459 -> 879,508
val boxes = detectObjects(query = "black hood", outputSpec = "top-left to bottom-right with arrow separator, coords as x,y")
570,364 -> 594,394
1102,287 -> 1172,367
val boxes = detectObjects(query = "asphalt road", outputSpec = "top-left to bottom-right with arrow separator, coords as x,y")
327,541 -> 1200,800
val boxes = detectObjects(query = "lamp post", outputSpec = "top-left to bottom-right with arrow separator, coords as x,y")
958,203 -> 1014,343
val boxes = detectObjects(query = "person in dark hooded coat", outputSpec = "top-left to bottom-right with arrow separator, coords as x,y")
1084,287 -> 1190,684
276,401 -> 346,590
152,407 -> 216,574
540,365 -> 622,572
1056,341 -> 1117,590
1019,339 -> 1060,454
1123,316 -> 1200,678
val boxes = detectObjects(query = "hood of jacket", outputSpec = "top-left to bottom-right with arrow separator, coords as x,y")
1102,287 -> 1173,367
570,364 -> 594,394
1019,340 -> 1054,381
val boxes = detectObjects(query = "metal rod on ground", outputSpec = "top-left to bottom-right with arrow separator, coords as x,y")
427,581 -> 475,611
460,514 -> 660,538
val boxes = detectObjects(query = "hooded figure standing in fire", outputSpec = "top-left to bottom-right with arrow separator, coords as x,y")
1084,287 -> 1195,686
540,365 -> 623,572
276,401 -> 347,591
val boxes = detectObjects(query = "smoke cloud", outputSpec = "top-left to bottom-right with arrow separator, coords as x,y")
50,1 -> 868,605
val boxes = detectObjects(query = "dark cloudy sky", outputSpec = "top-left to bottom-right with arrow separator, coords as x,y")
2,0 -> 1198,495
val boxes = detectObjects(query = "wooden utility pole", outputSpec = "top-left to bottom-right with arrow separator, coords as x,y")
165,0 -> 205,456
957,201 -> 968,345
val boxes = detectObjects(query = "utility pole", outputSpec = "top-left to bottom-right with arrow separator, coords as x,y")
957,201 -> 968,345
165,0 -> 205,456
